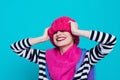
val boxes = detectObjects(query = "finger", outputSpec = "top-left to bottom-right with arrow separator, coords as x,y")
68,20 -> 74,23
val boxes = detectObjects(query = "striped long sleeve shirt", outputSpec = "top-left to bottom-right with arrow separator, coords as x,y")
10,30 -> 117,80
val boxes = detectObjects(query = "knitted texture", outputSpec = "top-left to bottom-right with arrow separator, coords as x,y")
48,16 -> 79,47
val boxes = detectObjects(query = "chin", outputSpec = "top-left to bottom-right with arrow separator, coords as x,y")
55,43 -> 66,47
56,44 -> 66,47
57,43 -> 72,48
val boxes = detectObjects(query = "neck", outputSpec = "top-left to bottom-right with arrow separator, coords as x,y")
59,43 -> 74,55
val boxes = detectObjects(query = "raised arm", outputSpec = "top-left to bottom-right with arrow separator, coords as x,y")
88,30 -> 116,65
29,28 -> 49,45
70,21 -> 117,66
10,28 -> 49,64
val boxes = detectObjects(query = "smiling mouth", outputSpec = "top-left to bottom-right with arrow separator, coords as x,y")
56,37 -> 66,42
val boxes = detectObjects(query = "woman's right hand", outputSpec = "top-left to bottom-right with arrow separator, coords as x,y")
42,28 -> 50,42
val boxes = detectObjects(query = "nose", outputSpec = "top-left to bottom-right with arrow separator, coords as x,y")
56,31 -> 62,35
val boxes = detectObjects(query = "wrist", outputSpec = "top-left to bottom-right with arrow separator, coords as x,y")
78,30 -> 90,38
41,35 -> 49,42
72,29 -> 81,36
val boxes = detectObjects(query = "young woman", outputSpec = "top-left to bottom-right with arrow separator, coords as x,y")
10,16 -> 117,80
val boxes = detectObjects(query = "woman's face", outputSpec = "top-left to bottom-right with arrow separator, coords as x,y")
53,30 -> 74,47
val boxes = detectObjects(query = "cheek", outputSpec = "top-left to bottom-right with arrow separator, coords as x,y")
67,35 -> 74,42
53,35 -> 56,42
68,37 -> 73,43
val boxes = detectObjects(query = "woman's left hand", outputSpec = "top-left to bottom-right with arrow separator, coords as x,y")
69,21 -> 80,36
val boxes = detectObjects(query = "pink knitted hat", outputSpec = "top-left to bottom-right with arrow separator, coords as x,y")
48,16 -> 79,47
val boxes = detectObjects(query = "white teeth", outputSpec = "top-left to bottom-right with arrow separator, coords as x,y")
57,37 -> 66,41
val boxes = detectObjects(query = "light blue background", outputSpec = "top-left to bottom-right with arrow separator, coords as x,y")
0,0 -> 119,80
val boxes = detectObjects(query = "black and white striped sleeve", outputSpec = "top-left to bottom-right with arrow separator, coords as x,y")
88,30 -> 117,66
10,38 -> 46,64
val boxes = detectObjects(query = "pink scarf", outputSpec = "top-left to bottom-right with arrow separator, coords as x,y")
46,44 -> 81,80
